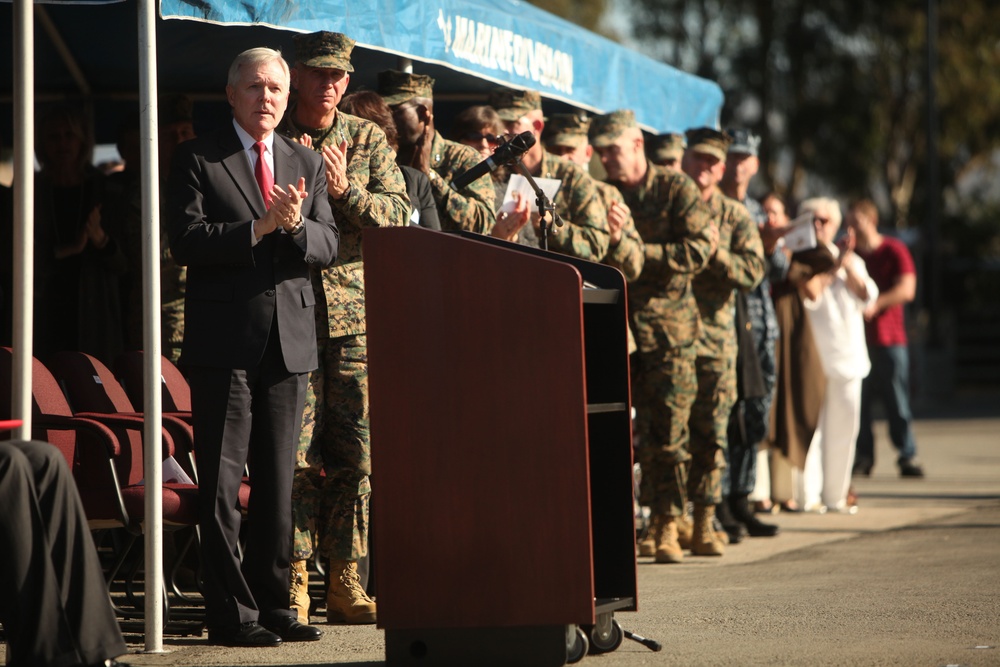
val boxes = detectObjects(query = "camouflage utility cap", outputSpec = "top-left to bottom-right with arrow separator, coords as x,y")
685,127 -> 732,161
726,128 -> 761,157
488,87 -> 542,121
543,113 -> 591,149
378,70 -> 435,106
294,31 -> 356,72
648,132 -> 685,163
589,109 -> 636,148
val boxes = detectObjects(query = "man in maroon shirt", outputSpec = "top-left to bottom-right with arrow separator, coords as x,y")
847,199 -> 924,478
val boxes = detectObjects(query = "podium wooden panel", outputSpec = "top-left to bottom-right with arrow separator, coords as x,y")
364,228 -> 636,666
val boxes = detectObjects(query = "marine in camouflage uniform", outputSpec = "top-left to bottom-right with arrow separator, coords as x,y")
487,90 -> 610,261
720,130 -> 788,540
377,71 -> 496,235
646,132 -> 686,171
683,129 -> 765,531
278,32 -> 409,623
590,110 -> 714,563
542,111 -> 644,282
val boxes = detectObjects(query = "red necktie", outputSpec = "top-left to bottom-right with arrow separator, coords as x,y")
254,141 -> 274,208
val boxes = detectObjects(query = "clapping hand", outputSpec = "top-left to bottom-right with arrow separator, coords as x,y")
321,140 -> 351,199
492,192 -> 530,242
608,199 -> 629,245
256,177 -> 309,238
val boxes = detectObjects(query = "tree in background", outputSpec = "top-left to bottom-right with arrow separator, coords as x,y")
545,0 -> 1000,237
535,0 -> 1000,386
528,0 -> 610,35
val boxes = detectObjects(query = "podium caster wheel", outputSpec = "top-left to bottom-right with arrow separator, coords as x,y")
567,626 -> 589,664
589,618 -> 624,654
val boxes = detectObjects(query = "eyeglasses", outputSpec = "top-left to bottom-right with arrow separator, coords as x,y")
814,216 -> 832,225
462,132 -> 499,146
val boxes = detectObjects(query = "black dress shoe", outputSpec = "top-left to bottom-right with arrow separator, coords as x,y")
208,621 -> 282,647
261,615 -> 323,642
716,498 -> 747,544
730,496 -> 779,538
89,660 -> 132,667
899,459 -> 924,478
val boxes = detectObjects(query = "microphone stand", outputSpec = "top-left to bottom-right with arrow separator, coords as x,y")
507,153 -> 562,252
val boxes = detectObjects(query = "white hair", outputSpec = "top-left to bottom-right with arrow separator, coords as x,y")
798,196 -> 842,232
227,47 -> 289,89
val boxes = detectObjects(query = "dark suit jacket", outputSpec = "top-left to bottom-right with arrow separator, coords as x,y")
167,123 -> 339,373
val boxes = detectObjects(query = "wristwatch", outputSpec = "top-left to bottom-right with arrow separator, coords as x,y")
289,217 -> 305,235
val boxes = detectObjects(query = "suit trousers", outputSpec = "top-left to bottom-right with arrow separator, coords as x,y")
187,317 -> 308,629
0,440 -> 127,667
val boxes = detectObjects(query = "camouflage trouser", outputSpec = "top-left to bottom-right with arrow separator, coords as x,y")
291,334 -> 370,562
162,299 -> 184,365
687,354 -> 737,506
632,344 -> 697,518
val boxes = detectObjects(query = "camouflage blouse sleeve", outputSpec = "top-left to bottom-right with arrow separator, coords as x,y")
544,162 -> 610,262
599,183 -> 644,282
334,122 -> 410,230
710,198 -> 766,291
643,173 -> 713,277
429,135 -> 497,235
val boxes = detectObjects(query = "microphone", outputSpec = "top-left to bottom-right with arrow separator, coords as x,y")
450,131 -> 536,191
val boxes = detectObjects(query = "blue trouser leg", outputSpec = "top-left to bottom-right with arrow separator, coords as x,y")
858,345 -> 918,466
881,345 -> 918,462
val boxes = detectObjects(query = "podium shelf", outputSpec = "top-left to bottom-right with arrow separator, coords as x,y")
586,402 -> 628,414
581,287 -> 620,304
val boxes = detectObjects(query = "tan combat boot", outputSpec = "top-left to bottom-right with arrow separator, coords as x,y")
327,559 -> 377,624
654,516 -> 684,564
690,504 -> 725,556
289,559 -> 310,624
676,510 -> 726,547
637,514 -> 666,557
676,513 -> 693,550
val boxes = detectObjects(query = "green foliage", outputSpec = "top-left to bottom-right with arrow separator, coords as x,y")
622,0 -> 1000,242
525,0 -> 609,34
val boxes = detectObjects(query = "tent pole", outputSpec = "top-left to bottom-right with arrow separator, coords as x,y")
11,0 -> 34,440
138,0 -> 165,652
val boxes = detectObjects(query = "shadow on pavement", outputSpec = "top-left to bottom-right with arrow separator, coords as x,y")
858,492 -> 1000,500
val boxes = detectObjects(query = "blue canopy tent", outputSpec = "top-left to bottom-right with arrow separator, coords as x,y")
2,0 -> 722,137
156,0 -> 722,132
3,0 -> 722,651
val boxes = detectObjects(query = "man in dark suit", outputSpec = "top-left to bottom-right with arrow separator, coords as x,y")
167,47 -> 339,647
0,430 -> 130,667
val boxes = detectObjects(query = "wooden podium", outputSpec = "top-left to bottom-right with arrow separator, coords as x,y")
364,228 -> 637,666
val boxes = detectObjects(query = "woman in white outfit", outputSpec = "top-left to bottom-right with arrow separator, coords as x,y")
796,197 -> 878,513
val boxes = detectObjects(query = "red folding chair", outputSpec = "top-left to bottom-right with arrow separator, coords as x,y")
114,350 -> 192,417
3,348 -> 202,625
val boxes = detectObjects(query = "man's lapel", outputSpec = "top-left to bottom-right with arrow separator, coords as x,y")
219,124 -> 267,219
271,135 -> 298,195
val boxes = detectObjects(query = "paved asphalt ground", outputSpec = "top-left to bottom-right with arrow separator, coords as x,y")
7,400 -> 999,666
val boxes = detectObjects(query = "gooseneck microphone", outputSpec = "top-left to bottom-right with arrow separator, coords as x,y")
450,131 -> 536,191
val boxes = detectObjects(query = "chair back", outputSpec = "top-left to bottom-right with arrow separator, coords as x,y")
0,347 -> 126,525
47,350 -> 145,487
114,350 -> 192,412
0,346 -> 77,460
